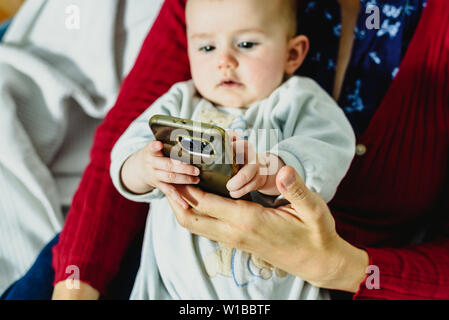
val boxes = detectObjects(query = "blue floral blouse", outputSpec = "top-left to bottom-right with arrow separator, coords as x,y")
297,0 -> 427,137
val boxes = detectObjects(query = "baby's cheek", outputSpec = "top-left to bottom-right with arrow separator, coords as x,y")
247,61 -> 284,99
192,68 -> 212,94
190,55 -> 216,93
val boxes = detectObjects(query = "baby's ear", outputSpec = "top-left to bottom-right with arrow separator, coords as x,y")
285,35 -> 309,76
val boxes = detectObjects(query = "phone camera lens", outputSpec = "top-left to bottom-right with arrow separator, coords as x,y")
178,136 -> 214,156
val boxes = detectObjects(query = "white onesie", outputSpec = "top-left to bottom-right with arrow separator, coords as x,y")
110,76 -> 355,300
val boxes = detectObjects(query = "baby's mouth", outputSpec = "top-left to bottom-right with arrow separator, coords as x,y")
219,79 -> 243,88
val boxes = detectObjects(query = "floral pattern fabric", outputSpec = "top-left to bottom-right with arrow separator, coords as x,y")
297,0 -> 427,136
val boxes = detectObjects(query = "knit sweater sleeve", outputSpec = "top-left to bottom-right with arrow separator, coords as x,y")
354,218 -> 449,300
338,175 -> 449,300
352,0 -> 449,300
354,240 -> 449,299
52,0 -> 189,296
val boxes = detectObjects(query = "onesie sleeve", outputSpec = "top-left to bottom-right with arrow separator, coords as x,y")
110,81 -> 195,203
270,77 -> 356,203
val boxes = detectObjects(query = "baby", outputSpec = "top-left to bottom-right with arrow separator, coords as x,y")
110,0 -> 355,299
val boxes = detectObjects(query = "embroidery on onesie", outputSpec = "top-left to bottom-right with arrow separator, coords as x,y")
199,109 -> 235,128
198,107 -> 286,287
199,108 -> 250,140
204,243 -> 287,287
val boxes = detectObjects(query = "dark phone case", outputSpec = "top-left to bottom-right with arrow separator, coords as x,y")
149,115 -> 240,197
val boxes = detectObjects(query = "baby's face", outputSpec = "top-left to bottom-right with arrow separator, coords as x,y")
187,0 -> 293,108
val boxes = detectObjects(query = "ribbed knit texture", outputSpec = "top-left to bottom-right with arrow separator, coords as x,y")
330,0 -> 449,299
53,0 -> 449,299
51,0 -> 190,296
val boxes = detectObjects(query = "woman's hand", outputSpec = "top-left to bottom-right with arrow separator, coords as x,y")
168,166 -> 369,292
52,281 -> 100,300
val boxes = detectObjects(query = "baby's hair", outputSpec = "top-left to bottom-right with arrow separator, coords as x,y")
284,0 -> 300,37
187,0 -> 300,37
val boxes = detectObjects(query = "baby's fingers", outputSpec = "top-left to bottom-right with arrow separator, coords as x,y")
227,130 -> 242,143
226,164 -> 258,194
147,140 -> 164,156
152,157 -> 200,177
228,178 -> 263,199
154,169 -> 200,185
232,139 -> 256,165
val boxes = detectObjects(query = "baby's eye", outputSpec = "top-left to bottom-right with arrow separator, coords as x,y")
237,41 -> 258,50
199,45 -> 215,52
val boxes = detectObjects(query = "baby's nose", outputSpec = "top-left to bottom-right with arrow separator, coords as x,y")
218,54 -> 238,70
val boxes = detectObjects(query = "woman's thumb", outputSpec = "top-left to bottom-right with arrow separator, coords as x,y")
276,166 -> 321,224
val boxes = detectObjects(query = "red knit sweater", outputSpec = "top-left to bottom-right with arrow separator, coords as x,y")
52,0 -> 449,299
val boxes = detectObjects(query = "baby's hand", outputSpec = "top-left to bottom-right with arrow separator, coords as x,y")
225,132 -> 285,198
144,140 -> 200,185
121,140 -> 200,209
225,136 -> 268,199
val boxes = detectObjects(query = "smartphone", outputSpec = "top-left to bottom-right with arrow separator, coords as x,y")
149,114 -> 240,197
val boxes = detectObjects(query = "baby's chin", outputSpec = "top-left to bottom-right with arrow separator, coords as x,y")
197,86 -> 268,109
207,95 -> 259,109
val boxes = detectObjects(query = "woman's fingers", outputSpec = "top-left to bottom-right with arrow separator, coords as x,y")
177,185 -> 249,222
158,182 -> 190,209
170,187 -> 291,255
167,195 -> 235,244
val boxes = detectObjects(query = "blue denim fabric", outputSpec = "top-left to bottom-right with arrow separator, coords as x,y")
0,20 -> 11,42
1,231 -> 143,300
1,235 -> 58,300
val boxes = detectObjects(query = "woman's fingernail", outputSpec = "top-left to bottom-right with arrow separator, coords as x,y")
179,200 -> 188,209
281,173 -> 296,189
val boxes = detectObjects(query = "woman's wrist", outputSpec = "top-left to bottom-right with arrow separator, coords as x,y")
318,237 -> 370,293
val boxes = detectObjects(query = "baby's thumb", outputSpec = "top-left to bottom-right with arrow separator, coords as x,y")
226,130 -> 242,142
148,140 -> 163,154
